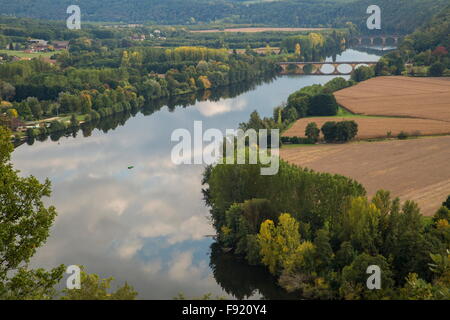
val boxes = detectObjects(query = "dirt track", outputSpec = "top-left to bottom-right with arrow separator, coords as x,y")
334,76 -> 450,122
283,117 -> 450,139
280,136 -> 450,216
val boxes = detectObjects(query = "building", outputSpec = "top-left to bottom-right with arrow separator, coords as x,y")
130,34 -> 146,41
52,41 -> 70,50
28,39 -> 48,46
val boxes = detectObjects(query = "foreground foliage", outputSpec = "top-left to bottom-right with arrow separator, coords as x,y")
203,159 -> 450,299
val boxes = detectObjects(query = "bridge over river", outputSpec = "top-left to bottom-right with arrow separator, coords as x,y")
277,61 -> 378,75
349,34 -> 404,46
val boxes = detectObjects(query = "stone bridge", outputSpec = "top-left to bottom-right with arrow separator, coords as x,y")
277,61 -> 378,75
349,35 -> 404,46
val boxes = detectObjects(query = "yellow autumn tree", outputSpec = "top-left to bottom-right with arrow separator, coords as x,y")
6,108 -> 18,118
258,213 -> 313,275
258,219 -> 278,274
295,43 -> 301,56
121,50 -> 130,68
309,33 -> 325,48
198,75 -> 212,89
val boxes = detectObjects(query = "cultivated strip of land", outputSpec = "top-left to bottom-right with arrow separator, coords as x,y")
334,76 -> 450,122
283,116 -> 450,140
280,136 -> 450,216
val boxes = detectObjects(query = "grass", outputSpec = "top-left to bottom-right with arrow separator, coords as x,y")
301,107 -> 382,119
0,49 -> 61,59
58,114 -> 87,123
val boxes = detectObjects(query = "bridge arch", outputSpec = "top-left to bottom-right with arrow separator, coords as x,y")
277,61 -> 377,76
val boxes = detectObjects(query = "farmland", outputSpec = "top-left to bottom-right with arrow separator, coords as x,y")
280,136 -> 450,216
281,75 -> 450,216
283,116 -> 450,140
284,76 -> 450,140
334,76 -> 450,122
0,49 -> 59,59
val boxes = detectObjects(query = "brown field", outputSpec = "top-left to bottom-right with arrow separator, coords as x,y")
334,76 -> 450,122
190,27 -> 328,33
280,136 -> 450,216
283,117 -> 450,139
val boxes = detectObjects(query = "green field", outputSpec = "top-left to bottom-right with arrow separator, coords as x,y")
0,49 -> 60,59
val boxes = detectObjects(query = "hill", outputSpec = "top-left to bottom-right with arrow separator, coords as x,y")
0,0 -> 446,33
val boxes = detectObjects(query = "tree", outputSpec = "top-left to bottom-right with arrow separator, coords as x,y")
295,43 -> 301,56
0,126 -> 64,299
305,122 -> 320,143
429,62 -> 445,76
287,93 -> 310,118
0,80 -> 15,101
6,108 -> 18,118
340,253 -> 394,299
61,269 -> 137,300
321,121 -> 337,143
321,121 -> 358,143
313,229 -> 334,273
258,213 -> 303,274
443,195 -> 450,210
70,114 -> 79,128
351,66 -> 375,82
432,46 -> 448,60
309,94 -> 338,116
258,213 -> 315,275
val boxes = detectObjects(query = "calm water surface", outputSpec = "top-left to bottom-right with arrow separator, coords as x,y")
11,49 -> 381,299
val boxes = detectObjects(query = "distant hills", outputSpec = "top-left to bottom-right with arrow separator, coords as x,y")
0,0 -> 447,34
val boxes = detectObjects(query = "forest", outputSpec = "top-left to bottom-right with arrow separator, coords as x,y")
202,158 -> 450,299
374,5 -> 450,77
0,0 -> 447,34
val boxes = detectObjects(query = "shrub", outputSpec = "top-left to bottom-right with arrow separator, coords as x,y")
321,121 -> 337,143
321,121 -> 358,143
308,94 -> 338,116
305,122 -> 320,143
351,66 -> 375,82
443,195 -> 450,210
397,131 -> 409,140
429,62 -> 445,77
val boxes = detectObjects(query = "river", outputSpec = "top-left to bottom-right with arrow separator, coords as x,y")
11,48 -> 383,299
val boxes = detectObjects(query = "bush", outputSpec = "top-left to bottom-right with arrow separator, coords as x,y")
321,121 -> 358,143
351,66 -> 375,82
429,62 -> 445,76
308,94 -> 338,116
443,195 -> 450,210
305,122 -> 320,143
321,121 -> 337,143
280,136 -> 312,145
397,131 -> 409,140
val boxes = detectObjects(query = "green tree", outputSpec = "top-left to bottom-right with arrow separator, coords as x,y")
429,62 -> 445,76
0,125 -> 64,299
340,253 -> 394,299
309,94 -> 338,116
305,122 -> 320,143
443,195 -> 450,210
61,269 -> 138,300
